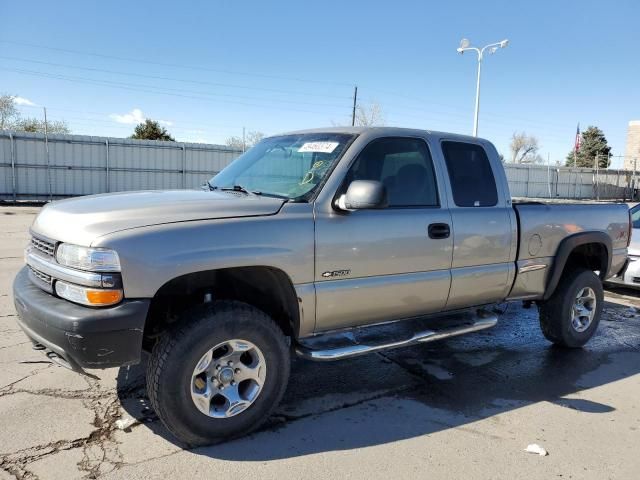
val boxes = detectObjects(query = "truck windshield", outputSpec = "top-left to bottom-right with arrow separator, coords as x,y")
209,133 -> 355,201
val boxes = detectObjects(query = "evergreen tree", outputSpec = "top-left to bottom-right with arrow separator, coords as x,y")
565,126 -> 611,168
130,119 -> 175,141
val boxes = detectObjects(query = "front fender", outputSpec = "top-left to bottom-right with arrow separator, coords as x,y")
91,208 -> 315,299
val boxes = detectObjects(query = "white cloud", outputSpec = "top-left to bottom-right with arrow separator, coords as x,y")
109,108 -> 146,124
12,96 -> 36,106
109,108 -> 174,127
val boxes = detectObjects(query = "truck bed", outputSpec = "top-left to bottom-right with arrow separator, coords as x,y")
508,201 -> 629,300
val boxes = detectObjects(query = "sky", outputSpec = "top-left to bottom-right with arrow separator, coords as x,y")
2,0 -> 639,168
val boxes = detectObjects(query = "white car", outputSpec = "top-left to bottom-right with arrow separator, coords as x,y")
607,204 -> 640,289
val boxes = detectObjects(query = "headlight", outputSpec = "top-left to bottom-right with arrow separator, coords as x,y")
55,244 -> 120,272
55,280 -> 123,307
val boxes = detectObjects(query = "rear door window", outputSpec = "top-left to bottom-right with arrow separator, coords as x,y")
441,141 -> 498,207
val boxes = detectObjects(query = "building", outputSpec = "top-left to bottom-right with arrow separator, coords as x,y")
624,120 -> 640,170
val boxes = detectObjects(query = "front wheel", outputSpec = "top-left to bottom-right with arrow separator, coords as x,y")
538,268 -> 604,348
146,301 -> 290,446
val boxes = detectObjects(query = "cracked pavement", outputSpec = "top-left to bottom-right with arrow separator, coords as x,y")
0,205 -> 639,479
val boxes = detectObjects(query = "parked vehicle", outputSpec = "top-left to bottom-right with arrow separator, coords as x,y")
606,203 -> 640,289
13,127 -> 630,445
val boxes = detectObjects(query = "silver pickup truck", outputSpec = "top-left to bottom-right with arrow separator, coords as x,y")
13,127 -> 630,445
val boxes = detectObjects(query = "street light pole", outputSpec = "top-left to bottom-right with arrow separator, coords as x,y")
457,38 -> 509,137
473,55 -> 482,137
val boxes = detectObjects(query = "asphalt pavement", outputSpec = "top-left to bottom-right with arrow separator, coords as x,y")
1,205 -> 639,479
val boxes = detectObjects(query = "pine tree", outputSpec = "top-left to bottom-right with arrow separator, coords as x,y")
130,119 -> 175,141
565,126 -> 611,168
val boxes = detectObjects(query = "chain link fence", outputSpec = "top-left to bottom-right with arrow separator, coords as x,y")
1,130 -> 636,202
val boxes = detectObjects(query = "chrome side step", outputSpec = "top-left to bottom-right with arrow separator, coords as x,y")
295,312 -> 498,362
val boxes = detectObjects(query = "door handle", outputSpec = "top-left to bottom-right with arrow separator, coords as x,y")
428,223 -> 450,239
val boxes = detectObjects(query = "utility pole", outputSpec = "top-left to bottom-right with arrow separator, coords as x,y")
547,152 -> 552,198
43,107 -> 52,201
351,86 -> 358,127
635,158 -> 638,201
595,154 -> 600,201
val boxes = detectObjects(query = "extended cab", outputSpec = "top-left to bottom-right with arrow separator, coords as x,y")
13,127 -> 629,445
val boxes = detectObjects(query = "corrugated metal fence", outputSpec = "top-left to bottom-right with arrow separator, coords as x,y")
0,131 -> 242,201
1,130 -> 636,201
505,163 -> 633,201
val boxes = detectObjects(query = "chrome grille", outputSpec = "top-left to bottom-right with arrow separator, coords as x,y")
28,265 -> 53,292
31,236 -> 56,257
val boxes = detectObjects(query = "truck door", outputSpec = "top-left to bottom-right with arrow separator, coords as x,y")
440,140 -> 517,310
313,136 -> 453,332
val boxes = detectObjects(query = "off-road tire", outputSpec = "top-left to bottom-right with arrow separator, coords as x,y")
146,300 -> 290,446
539,268 -> 604,348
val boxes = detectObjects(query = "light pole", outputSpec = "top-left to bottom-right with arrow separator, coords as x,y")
457,38 -> 509,137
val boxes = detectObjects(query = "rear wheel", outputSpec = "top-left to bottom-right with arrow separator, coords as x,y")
539,268 -> 604,348
147,301 -> 290,446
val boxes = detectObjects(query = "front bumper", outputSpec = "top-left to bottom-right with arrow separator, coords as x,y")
12,267 -> 150,372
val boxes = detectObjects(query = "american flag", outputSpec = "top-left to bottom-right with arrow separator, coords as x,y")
574,124 -> 581,152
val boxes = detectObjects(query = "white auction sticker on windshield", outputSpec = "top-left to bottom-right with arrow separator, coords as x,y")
298,141 -> 339,153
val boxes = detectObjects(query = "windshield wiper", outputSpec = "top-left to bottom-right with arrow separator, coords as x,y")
218,185 -> 260,196
211,184 -> 289,200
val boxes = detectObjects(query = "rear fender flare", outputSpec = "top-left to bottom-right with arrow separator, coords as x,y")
543,231 -> 611,300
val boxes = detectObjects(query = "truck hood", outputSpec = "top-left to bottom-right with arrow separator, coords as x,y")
31,190 -> 285,246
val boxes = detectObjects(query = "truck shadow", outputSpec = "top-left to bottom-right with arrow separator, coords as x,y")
116,300 -> 639,461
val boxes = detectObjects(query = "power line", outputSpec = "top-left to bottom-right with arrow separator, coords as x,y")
44,116 -> 249,134
1,67 -> 348,116
17,113 -> 265,143
0,40 -> 354,87
16,104 -> 253,131
0,66 -> 347,109
3,54 -> 573,133
0,55 -> 352,101
1,41 -> 612,150
15,89 -> 576,148
361,83 -> 576,131
1,51 -> 575,138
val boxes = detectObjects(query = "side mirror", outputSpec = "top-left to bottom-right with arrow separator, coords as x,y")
337,180 -> 388,211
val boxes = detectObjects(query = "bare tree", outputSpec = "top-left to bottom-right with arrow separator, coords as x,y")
0,94 -> 19,130
1,93 -> 71,134
225,130 -> 265,151
354,101 -> 385,127
510,132 -> 540,164
15,118 -> 70,134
